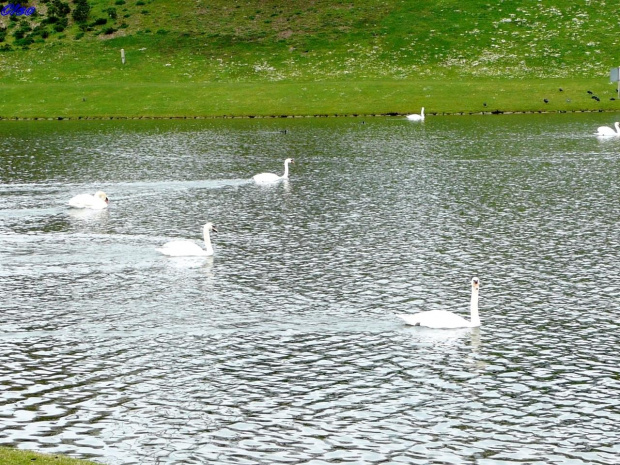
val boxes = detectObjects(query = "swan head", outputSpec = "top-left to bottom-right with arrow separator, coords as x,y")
471,277 -> 480,291
203,222 -> 218,234
95,191 -> 109,204
285,158 -> 294,165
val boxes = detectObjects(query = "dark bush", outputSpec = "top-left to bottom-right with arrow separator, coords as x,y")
72,0 -> 90,23
48,0 -> 70,18
106,7 -> 117,19
13,23 -> 31,40
30,25 -> 49,38
15,36 -> 35,46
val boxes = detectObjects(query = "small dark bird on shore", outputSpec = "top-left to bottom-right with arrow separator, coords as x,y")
483,102 -> 487,107
592,96 -> 600,101
611,98 -> 616,101
587,90 -> 593,94
559,88 -> 563,92
544,99 -> 549,104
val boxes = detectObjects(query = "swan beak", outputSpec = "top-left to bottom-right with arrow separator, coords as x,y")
211,226 -> 218,233
105,197 -> 109,204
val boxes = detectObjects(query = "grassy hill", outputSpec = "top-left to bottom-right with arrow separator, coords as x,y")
1,0 -> 619,117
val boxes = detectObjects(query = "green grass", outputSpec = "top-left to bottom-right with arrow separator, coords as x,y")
0,0 -> 619,117
1,78 -> 618,119
0,447 -> 97,465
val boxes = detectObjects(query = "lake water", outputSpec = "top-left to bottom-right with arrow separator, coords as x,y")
1,115 -> 619,465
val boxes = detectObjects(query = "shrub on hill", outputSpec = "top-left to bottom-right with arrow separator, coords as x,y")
47,0 -> 71,18
72,0 -> 91,23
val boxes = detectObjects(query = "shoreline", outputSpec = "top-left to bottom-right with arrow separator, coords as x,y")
0,108 -> 617,121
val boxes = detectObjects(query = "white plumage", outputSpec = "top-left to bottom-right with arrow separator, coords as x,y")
397,277 -> 481,329
157,223 -> 217,257
596,122 -> 620,137
253,158 -> 294,184
406,107 -> 425,121
68,191 -> 109,209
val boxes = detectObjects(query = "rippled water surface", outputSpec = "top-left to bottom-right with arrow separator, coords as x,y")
1,115 -> 619,464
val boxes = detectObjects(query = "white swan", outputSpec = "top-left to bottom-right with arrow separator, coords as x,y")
253,158 -> 294,184
397,277 -> 481,329
406,107 -> 425,121
68,191 -> 109,209
596,122 -> 620,136
157,223 -> 217,257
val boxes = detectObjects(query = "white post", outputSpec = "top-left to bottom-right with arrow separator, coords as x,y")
121,49 -> 125,65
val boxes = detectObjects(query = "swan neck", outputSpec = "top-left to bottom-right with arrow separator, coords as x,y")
615,122 -> 620,133
470,287 -> 480,326
283,160 -> 289,179
203,229 -> 214,254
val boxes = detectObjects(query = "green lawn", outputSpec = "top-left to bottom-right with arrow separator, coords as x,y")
1,77 -> 618,119
0,447 -> 98,465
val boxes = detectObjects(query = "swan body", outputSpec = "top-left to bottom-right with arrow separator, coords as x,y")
157,223 -> 217,257
596,122 -> 620,136
253,158 -> 294,184
68,191 -> 109,209
397,277 -> 480,329
406,107 -> 425,121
